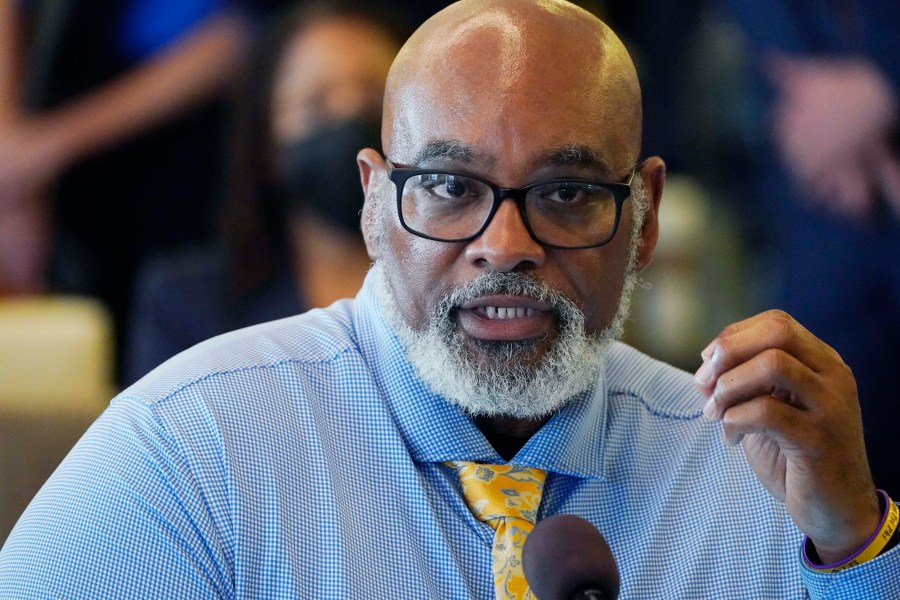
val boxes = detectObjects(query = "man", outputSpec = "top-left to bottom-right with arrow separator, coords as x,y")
0,1 -> 897,597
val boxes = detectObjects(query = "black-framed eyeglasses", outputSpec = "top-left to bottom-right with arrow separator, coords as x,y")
386,160 -> 635,249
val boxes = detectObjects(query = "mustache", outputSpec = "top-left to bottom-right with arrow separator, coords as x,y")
436,272 -> 575,319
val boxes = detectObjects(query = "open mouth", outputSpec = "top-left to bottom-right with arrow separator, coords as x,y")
456,295 -> 555,341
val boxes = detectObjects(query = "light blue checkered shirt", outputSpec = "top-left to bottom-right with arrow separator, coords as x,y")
1,271 -> 898,598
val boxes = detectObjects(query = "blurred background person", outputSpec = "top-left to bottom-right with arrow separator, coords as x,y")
723,0 -> 900,492
125,1 -> 401,384
0,0 -> 304,377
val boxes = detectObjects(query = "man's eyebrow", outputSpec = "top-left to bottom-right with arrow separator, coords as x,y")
538,145 -> 616,176
412,140 -> 481,166
410,141 -> 624,177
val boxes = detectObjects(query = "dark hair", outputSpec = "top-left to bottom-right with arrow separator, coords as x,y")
218,1 -> 403,296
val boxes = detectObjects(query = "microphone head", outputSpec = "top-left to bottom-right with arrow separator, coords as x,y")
523,514 -> 619,600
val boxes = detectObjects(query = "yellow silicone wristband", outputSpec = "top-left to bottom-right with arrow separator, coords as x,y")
804,491 -> 899,573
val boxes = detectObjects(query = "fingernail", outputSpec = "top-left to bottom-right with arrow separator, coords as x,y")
700,340 -> 717,361
694,359 -> 714,386
702,395 -> 717,420
725,432 -> 743,447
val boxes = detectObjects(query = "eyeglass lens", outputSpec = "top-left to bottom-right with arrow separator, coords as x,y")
400,173 -> 620,247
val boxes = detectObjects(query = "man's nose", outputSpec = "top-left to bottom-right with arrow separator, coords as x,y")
463,199 -> 546,272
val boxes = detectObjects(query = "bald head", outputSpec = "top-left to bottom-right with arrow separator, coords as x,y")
383,0 -> 642,171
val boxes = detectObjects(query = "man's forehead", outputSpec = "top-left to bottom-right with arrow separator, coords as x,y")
439,10 -> 527,86
383,2 -> 642,171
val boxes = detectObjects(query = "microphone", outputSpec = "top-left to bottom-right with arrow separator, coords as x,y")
522,514 -> 619,600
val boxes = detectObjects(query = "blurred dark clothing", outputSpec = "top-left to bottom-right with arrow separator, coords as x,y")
125,245 -> 303,385
727,0 -> 900,79
600,1 -> 705,168
725,0 -> 900,493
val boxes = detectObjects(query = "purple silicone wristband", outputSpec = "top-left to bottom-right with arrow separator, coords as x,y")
802,489 -> 890,570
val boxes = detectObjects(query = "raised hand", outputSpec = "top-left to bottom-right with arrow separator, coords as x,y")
694,310 -> 880,563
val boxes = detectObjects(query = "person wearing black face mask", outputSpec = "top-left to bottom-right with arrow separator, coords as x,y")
278,119 -> 384,236
123,3 -> 399,385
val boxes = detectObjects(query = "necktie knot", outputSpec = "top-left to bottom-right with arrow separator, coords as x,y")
449,461 -> 546,527
447,461 -> 547,600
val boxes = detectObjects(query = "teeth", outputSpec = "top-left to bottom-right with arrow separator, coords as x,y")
482,307 -> 535,320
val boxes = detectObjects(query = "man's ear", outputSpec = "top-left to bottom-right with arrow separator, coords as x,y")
634,156 -> 665,272
357,148 -> 385,260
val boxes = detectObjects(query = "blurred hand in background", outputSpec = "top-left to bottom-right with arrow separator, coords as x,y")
767,54 -> 899,219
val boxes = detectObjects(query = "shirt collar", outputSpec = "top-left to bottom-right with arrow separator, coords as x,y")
354,269 -> 609,479
511,382 -> 608,480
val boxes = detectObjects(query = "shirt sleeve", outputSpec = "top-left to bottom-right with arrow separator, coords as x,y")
0,397 -> 233,599
800,526 -> 900,599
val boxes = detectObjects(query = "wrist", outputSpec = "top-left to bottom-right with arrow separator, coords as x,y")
17,111 -> 79,180
804,490 -> 899,573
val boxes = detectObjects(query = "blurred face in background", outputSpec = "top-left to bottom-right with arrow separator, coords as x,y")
270,16 -> 396,145
265,14 -> 398,307
270,15 -> 397,238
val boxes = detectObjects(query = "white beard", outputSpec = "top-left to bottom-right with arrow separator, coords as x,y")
371,180 -> 647,419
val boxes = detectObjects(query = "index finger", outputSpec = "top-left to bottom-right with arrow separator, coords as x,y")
695,310 -> 842,394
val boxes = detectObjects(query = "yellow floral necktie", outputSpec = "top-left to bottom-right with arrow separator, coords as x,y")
448,461 -> 547,600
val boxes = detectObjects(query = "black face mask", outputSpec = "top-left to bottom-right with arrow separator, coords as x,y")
277,119 -> 382,234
